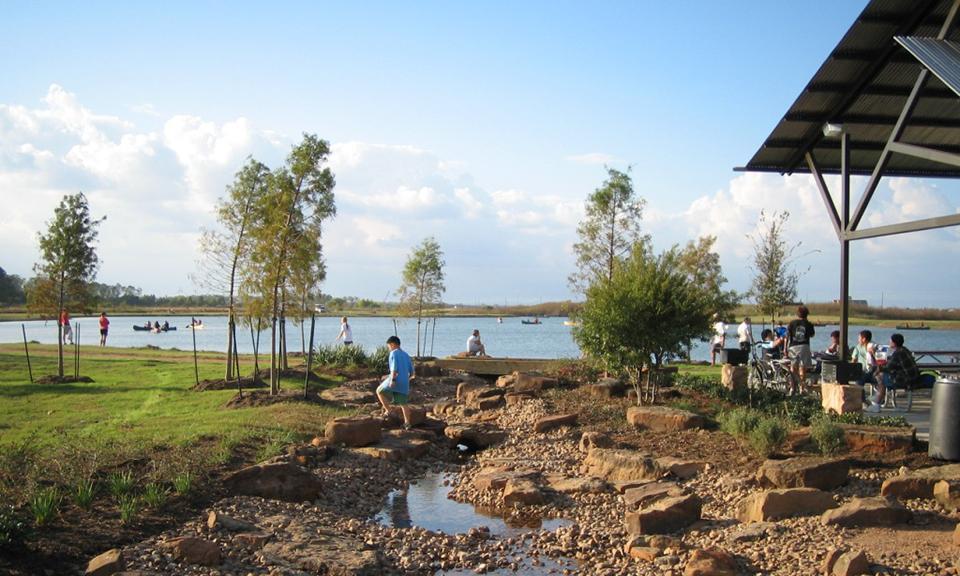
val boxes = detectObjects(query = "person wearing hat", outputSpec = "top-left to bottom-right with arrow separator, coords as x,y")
466,329 -> 487,357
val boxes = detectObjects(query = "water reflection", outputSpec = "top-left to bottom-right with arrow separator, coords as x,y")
374,472 -> 571,536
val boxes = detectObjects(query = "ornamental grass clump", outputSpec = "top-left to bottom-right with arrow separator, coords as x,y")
810,414 -> 847,456
72,477 -> 96,510
172,472 -> 193,496
108,470 -> 136,499
142,483 -> 169,509
117,495 -> 140,525
30,486 -> 61,527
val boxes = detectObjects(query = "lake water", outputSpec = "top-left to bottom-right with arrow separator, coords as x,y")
1,315 -> 957,362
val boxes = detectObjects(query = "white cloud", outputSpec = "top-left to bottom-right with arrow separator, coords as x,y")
566,152 -> 619,165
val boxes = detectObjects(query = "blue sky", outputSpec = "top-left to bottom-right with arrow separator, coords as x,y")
2,2 -> 958,307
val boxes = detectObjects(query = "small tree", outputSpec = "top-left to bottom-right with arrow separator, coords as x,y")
749,210 -> 800,324
398,237 -> 445,357
575,244 -> 713,404
569,167 -> 648,293
30,193 -> 104,378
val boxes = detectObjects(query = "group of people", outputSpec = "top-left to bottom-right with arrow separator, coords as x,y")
336,316 -> 490,358
143,320 -> 171,331
714,306 -> 922,408
58,309 -> 111,347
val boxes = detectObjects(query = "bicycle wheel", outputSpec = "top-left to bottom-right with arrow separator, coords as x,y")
748,362 -> 764,390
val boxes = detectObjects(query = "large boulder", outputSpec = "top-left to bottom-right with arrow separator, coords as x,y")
880,463 -> 960,500
432,400 -> 459,416
934,480 -> 960,510
354,431 -> 431,461
85,549 -> 124,576
623,482 -> 684,510
472,468 -> 536,492
683,548 -> 739,576
475,395 -> 505,411
544,474 -> 608,494
626,406 -> 705,432
625,493 -> 702,535
821,383 -> 863,415
223,462 -> 323,502
457,381 -> 502,404
385,405 -> 427,427
655,457 -> 707,480
585,377 -> 626,398
160,537 -> 221,567
842,425 -> 915,454
736,488 -> 837,523
502,478 -> 545,506
756,457 -> 849,490
820,497 -> 912,528
822,548 -> 871,576
583,448 -> 660,482
579,431 -> 614,453
325,417 -> 382,447
534,413 -> 578,433
513,373 -> 557,394
444,423 -> 508,449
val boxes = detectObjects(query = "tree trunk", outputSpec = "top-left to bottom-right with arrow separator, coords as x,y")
270,314 -> 278,395
57,271 -> 65,379
225,311 -> 235,381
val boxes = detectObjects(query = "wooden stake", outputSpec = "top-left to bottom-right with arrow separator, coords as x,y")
192,322 -> 199,386
304,313 -> 316,399
21,324 -> 33,384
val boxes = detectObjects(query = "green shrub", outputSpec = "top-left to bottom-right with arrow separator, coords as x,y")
718,407 -> 761,437
365,346 -> 390,370
72,478 -> 96,510
810,415 -> 847,456
0,505 -> 28,550
172,472 -> 193,496
108,470 -> 136,499
142,483 -> 169,509
831,412 -> 909,428
29,486 -> 61,527
748,416 -> 788,456
117,495 -> 140,525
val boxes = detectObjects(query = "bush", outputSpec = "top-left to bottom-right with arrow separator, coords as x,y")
810,415 -> 847,456
29,486 -> 61,527
749,416 -> 788,456
718,407 -> 761,438
73,478 -> 96,510
0,505 -> 28,550
108,470 -> 136,499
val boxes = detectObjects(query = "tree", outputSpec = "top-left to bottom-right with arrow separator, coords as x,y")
574,244 -> 713,404
197,158 -> 270,380
749,210 -> 801,324
30,193 -> 104,378
245,134 -> 336,395
569,167 -> 648,293
0,267 -> 25,305
398,237 -> 445,357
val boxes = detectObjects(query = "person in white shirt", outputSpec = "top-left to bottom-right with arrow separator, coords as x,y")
737,317 -> 754,352
710,316 -> 726,366
466,329 -> 487,356
336,317 -> 353,345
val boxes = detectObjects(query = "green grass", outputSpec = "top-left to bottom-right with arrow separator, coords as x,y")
0,343 -> 350,447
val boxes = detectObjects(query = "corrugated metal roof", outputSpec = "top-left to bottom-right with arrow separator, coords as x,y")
896,36 -> 960,96
741,0 -> 960,177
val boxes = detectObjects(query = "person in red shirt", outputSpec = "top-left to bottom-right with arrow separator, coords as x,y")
99,312 -> 110,346
59,308 -> 73,345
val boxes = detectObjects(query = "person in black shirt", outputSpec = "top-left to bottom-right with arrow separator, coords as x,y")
786,305 -> 815,393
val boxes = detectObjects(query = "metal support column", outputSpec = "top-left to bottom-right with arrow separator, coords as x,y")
839,132 -> 851,360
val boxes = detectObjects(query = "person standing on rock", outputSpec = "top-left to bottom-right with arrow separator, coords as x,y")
336,316 -> 353,346
376,335 -> 415,428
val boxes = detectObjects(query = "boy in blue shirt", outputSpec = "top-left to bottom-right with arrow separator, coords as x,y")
376,335 -> 415,427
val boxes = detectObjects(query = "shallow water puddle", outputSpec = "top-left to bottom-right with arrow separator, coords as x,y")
373,471 -> 571,537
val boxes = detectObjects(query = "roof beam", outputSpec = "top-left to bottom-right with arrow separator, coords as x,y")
805,152 -> 843,240
888,140 -> 960,168
781,0 -> 941,173
845,213 -> 960,240
784,111 -> 960,128
806,82 -> 957,99
830,49 -> 918,63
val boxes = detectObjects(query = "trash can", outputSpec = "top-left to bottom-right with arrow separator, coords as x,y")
929,378 -> 960,461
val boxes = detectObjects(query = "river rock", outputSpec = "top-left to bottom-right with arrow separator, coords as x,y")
234,532 -> 271,549
459,383 -> 503,404
473,468 -> 536,491
386,405 -> 427,427
880,463 -> 960,500
161,537 -> 221,567
495,373 -> 517,388
626,406 -> 705,432
823,547 -> 871,576
736,488 -> 837,523
503,478 -> 545,506
207,511 -> 258,532
586,377 -> 626,398
934,480 -> 960,510
756,456 -> 849,490
85,548 -> 124,576
623,482 -> 684,510
820,496 -> 912,527
223,462 -> 323,502
325,416 -> 381,447
534,413 -> 578,433
513,373 -> 557,394
683,547 -> 738,576
625,493 -> 702,535
579,431 -> 614,453
262,523 -> 381,574
432,400 -> 458,416
354,432 -> 431,461
444,423 -> 508,449
584,448 -> 659,482
475,395 -> 504,411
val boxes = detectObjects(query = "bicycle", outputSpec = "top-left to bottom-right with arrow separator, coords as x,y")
747,343 -> 797,394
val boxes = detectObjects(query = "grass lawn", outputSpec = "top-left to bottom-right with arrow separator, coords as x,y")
0,343 -> 351,450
